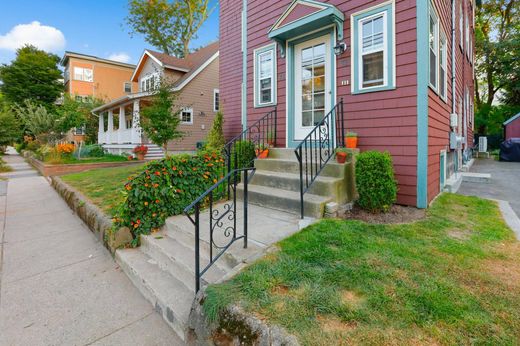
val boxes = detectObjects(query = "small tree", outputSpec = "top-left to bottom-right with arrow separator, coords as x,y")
140,82 -> 184,155
11,100 -> 62,144
57,94 -> 104,143
205,110 -> 225,151
0,111 -> 21,147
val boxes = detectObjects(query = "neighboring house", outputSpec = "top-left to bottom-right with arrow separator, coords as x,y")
220,0 -> 475,209
61,52 -> 137,102
504,113 -> 520,140
92,42 -> 219,159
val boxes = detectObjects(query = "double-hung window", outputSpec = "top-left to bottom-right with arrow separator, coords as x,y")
351,2 -> 395,93
180,108 -> 193,124
254,44 -> 276,107
439,32 -> 447,100
429,2 -> 439,91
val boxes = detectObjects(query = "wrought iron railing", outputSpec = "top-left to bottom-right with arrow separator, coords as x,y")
183,167 -> 255,292
294,99 -> 345,218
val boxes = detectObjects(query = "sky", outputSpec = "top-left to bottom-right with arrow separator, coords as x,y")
0,0 -> 220,65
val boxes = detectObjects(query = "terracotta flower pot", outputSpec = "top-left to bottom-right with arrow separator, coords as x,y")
345,137 -> 358,148
257,149 -> 269,159
136,152 -> 145,161
336,152 -> 347,164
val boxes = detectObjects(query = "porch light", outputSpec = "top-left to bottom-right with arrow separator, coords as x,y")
334,42 -> 347,56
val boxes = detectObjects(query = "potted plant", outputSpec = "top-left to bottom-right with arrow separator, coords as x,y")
133,145 -> 148,160
345,131 -> 358,148
256,144 -> 269,159
336,148 -> 348,163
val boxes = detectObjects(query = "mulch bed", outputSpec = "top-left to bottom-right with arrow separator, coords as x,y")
341,204 -> 426,224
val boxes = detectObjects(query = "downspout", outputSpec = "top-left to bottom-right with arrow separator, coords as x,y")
451,0 -> 456,116
241,0 -> 248,131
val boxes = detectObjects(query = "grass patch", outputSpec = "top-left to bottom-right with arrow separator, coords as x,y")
46,154 -> 129,165
61,164 -> 145,216
205,193 -> 520,345
0,158 -> 12,172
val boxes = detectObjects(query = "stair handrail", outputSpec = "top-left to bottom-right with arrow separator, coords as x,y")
294,99 -> 345,218
183,167 -> 255,292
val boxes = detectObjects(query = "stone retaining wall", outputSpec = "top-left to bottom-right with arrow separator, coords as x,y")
50,176 -> 133,253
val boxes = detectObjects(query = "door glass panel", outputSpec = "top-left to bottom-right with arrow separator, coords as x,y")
300,43 -> 327,127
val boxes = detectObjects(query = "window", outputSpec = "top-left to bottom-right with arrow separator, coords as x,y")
301,43 -> 326,126
75,95 -> 90,103
213,89 -> 220,112
351,2 -> 395,93
254,44 -> 276,107
73,67 -> 93,82
180,108 -> 193,124
141,73 -> 159,92
429,3 -> 439,90
124,82 -> 132,93
459,2 -> 463,49
465,8 -> 469,58
439,32 -> 447,100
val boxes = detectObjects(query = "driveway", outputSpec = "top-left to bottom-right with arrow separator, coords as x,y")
458,158 -> 520,217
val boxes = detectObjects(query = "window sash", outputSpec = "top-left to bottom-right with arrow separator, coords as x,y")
429,4 -> 439,90
257,50 -> 274,105
439,33 -> 447,99
358,11 -> 388,90
213,89 -> 220,112
180,108 -> 193,124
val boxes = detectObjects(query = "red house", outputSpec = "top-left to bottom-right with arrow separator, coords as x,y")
504,113 -> 520,140
220,0 -> 475,210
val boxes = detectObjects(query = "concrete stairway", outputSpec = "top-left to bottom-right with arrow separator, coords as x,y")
115,207 -> 272,342
237,148 -> 355,218
144,144 -> 165,160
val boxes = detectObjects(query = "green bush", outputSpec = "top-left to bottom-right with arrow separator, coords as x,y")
114,151 -> 225,246
231,140 -> 256,170
205,110 -> 225,151
355,151 -> 397,213
75,144 -> 105,158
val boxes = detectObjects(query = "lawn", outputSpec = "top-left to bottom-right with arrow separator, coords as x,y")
47,154 -> 129,165
204,193 -> 520,345
61,164 -> 145,216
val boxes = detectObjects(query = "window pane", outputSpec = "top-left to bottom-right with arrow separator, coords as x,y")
260,52 -> 272,78
363,15 -> 384,52
313,76 -> 325,92
261,88 -> 272,103
302,93 -> 312,111
84,69 -> 93,82
313,110 -> 325,125
313,44 -> 325,59
302,61 -> 312,80
74,67 -> 83,80
430,49 -> 437,87
301,47 -> 312,62
313,93 -> 325,109
302,111 -> 312,126
302,79 -> 312,95
314,64 -> 324,77
440,67 -> 445,97
362,51 -> 384,87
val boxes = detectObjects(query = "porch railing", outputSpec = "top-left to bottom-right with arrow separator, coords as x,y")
183,167 -> 255,292
294,99 -> 345,218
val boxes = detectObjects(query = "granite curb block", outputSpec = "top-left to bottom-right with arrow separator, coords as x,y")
50,176 -> 133,253
492,198 -> 520,241
188,290 -> 299,346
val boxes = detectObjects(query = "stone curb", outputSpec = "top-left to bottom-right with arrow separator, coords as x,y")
50,176 -> 133,253
491,198 -> 520,241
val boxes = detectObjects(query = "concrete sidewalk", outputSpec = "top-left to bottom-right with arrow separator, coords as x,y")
0,150 -> 181,345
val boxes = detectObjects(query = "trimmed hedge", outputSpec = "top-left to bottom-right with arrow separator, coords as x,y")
355,151 -> 397,213
114,151 -> 225,246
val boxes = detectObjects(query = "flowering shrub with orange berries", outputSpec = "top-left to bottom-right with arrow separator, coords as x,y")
113,150 -> 225,246
56,143 -> 75,155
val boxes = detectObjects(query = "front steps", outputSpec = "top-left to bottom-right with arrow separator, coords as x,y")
144,144 -> 165,160
238,148 -> 356,218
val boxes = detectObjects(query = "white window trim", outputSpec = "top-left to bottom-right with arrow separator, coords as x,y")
253,43 -> 277,107
459,1 -> 464,50
428,2 -> 439,92
180,107 -> 193,125
213,89 -> 220,112
140,73 -> 160,92
439,30 -> 448,102
73,67 -> 93,82
357,11 -> 389,91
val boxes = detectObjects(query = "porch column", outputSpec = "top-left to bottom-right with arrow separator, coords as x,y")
98,113 -> 104,144
107,110 -> 114,144
118,106 -> 126,143
131,100 -> 141,144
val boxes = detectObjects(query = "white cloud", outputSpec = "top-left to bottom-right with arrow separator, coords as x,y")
0,21 -> 65,52
107,52 -> 131,63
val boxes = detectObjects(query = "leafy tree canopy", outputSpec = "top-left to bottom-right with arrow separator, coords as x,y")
0,45 -> 63,107
126,0 -> 215,57
57,94 -> 103,143
11,100 -> 62,144
140,81 -> 184,153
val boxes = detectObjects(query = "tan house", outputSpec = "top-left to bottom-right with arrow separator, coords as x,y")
92,42 -> 219,159
61,52 -> 137,102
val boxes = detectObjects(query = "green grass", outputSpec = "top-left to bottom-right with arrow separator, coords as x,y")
61,164 -> 145,216
205,194 -> 520,345
46,154 -> 129,165
0,158 -> 12,173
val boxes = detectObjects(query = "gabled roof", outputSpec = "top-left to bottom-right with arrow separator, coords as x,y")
270,0 -> 334,32
131,41 -> 219,83
504,112 -> 520,126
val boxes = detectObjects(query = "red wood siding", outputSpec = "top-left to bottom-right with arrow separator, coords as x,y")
505,117 -> 520,139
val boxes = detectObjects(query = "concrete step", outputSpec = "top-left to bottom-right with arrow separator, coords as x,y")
115,249 -> 193,341
236,183 -> 331,218
140,232 -> 231,290
254,158 -> 348,178
462,172 -> 491,183
250,169 -> 344,200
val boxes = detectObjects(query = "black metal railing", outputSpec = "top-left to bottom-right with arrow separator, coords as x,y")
294,99 -> 345,218
183,167 -> 255,292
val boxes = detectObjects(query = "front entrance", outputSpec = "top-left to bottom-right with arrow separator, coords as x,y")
294,35 -> 331,140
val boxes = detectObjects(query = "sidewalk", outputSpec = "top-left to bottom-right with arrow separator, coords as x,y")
0,149 -> 181,345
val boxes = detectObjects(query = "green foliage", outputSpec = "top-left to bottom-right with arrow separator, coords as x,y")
126,0 -> 215,57
140,82 -> 184,153
57,94 -> 103,142
0,45 -> 62,107
231,140 -> 256,170
11,100 -> 62,144
74,144 -> 106,158
114,151 -> 225,245
0,111 -> 21,146
205,110 -> 225,151
355,151 -> 397,213
475,103 -> 520,144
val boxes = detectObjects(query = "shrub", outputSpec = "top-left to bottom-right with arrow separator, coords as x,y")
114,151 -> 225,246
231,140 -> 256,169
355,151 -> 397,213
75,144 -> 105,158
206,110 -> 225,151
